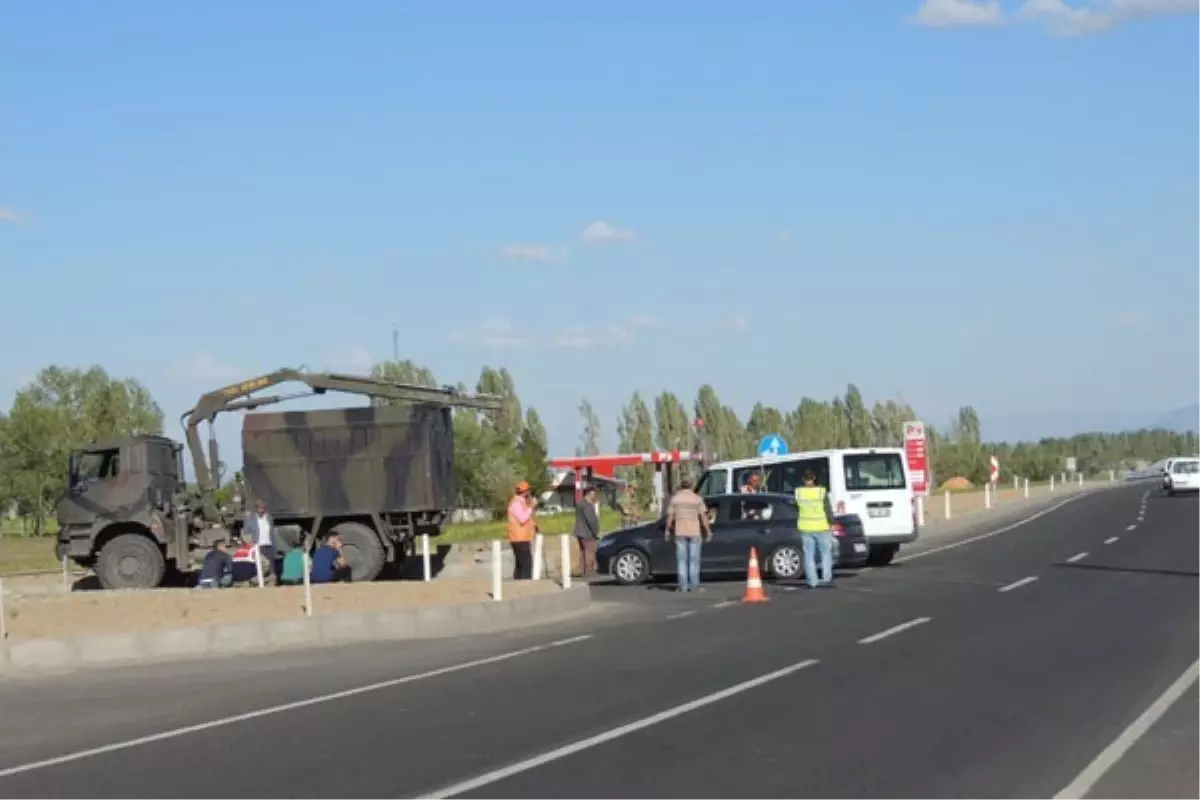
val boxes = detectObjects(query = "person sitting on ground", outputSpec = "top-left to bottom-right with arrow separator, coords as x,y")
278,544 -> 308,586
231,540 -> 263,584
311,533 -> 352,584
197,540 -> 233,589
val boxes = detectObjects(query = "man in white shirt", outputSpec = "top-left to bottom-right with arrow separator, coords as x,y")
243,500 -> 280,582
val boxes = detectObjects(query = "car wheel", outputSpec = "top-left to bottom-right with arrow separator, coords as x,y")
868,543 -> 898,567
611,548 -> 650,586
769,545 -> 803,580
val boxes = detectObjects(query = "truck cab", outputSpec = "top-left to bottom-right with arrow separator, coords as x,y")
56,435 -> 189,588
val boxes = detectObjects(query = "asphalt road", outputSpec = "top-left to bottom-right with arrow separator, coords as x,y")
0,481 -> 1195,799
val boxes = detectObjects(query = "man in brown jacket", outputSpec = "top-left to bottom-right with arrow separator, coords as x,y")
665,477 -> 712,592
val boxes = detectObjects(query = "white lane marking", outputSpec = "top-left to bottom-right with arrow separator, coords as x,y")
421,658 -> 821,798
711,601 -> 737,609
0,634 -> 593,781
858,617 -> 932,644
1066,552 -> 1088,563
896,494 -> 1088,565
666,610 -> 696,620
998,576 -> 1039,593
780,585 -> 798,592
1126,524 -> 1137,531
1055,659 -> 1200,799
1104,536 -> 1119,545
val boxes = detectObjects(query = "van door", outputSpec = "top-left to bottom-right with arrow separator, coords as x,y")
835,451 -> 913,540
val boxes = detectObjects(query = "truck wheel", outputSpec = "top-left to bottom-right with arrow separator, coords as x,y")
96,533 -> 165,590
331,522 -> 385,582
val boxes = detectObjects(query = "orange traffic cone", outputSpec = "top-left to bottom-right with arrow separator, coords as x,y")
743,547 -> 769,603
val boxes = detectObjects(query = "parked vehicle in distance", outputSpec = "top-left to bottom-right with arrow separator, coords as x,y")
696,447 -> 917,566
596,492 -> 868,586
1164,457 -> 1199,495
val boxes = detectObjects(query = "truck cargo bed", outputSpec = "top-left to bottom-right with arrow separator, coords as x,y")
241,404 -> 454,516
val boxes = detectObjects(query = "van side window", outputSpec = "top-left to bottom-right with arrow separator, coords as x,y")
780,458 -> 830,493
696,469 -> 728,497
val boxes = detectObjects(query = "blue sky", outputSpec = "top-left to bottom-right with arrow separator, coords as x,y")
1,0 -> 1197,462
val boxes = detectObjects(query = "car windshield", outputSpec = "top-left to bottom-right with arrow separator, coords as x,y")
1173,461 -> 1199,474
844,453 -> 906,491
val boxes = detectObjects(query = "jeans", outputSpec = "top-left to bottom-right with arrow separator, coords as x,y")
801,531 -> 834,588
198,573 -> 233,589
675,536 -> 703,591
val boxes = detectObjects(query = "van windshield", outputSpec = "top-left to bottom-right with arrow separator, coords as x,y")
844,453 -> 906,491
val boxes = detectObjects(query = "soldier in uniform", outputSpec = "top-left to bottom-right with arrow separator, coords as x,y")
618,484 -> 640,528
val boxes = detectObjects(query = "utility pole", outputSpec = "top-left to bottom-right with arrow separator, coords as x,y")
392,326 -> 399,362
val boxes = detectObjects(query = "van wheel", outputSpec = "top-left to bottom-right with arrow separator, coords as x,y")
868,543 -> 898,567
96,533 -> 165,590
331,522 -> 385,582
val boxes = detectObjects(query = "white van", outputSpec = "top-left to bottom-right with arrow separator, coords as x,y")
696,447 -> 917,565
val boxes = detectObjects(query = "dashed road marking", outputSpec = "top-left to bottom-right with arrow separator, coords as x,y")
858,617 -> 932,644
666,610 -> 696,620
1066,551 -> 1089,564
0,634 -> 594,781
711,601 -> 737,609
998,576 -> 1039,593
1104,536 -> 1119,545
1126,524 -> 1137,531
421,658 -> 822,798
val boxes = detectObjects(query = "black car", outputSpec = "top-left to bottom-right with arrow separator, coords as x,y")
595,492 -> 870,586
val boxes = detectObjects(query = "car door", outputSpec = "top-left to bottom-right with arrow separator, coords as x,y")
704,496 -> 769,573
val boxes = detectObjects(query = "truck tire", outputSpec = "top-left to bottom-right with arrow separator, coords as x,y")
96,533 -> 166,590
332,522 -> 385,582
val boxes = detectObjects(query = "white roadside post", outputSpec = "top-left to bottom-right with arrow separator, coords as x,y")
1109,469 -> 1115,483
491,539 -> 502,601
421,533 -> 432,582
1078,473 -> 1083,487
915,495 -> 925,527
532,533 -> 544,581
1013,475 -> 1018,493
943,491 -> 951,520
254,545 -> 265,588
1024,477 -> 1030,499
302,549 -> 313,617
984,483 -> 992,510
61,554 -> 69,592
1050,475 -> 1055,493
560,534 -> 572,590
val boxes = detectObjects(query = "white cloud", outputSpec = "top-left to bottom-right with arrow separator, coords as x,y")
712,313 -> 750,334
0,205 -> 25,225
170,353 -> 240,383
450,317 -> 539,350
500,243 -> 559,263
1110,309 -> 1146,328
910,0 -> 1198,33
910,0 -> 1003,27
581,220 -> 635,247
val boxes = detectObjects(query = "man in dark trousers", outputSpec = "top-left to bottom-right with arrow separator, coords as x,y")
573,485 -> 601,579
197,540 -> 233,589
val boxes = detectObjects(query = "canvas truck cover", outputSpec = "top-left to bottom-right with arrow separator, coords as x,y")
241,404 -> 455,516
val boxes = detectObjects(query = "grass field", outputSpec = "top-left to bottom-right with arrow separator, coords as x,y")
0,509 -> 628,576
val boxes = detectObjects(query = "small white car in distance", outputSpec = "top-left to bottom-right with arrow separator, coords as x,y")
1164,457 -> 1199,495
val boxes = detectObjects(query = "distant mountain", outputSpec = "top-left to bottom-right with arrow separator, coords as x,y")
982,405 -> 1198,443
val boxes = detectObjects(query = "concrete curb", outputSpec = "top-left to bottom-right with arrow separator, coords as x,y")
0,584 -> 592,676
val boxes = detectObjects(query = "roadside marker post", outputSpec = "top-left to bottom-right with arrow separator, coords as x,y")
1109,469 -> 1115,483
61,555 -> 69,592
421,534 -> 432,582
915,495 -> 925,527
560,534 -> 572,590
984,483 -> 992,510
1024,477 -> 1030,499
532,534 -> 544,581
1050,475 -> 1056,493
943,491 -> 951,520
1078,473 -> 1083,487
302,550 -> 313,617
491,540 -> 502,601
254,546 -> 265,589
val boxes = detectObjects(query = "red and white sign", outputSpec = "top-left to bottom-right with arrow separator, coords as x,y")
989,455 -> 1000,485
903,421 -> 929,496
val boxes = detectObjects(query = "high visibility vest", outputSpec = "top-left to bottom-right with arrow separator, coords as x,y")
507,498 -> 535,542
794,486 -> 828,533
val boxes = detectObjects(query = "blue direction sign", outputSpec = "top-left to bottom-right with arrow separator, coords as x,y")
756,434 -> 789,458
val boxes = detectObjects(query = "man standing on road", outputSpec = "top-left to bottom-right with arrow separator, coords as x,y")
795,469 -> 836,589
665,477 -> 712,592
507,481 -> 537,580
573,485 -> 601,579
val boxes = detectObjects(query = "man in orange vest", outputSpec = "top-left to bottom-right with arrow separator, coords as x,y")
507,480 -> 537,580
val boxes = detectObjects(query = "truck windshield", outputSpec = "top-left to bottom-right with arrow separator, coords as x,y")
74,449 -> 121,483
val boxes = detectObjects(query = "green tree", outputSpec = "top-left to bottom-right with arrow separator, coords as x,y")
617,391 -> 655,506
577,399 -> 602,456
518,408 -> 550,496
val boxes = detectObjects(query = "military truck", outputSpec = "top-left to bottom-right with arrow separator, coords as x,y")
54,369 -> 503,590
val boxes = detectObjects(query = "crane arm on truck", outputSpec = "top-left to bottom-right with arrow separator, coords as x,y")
179,368 -> 505,503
